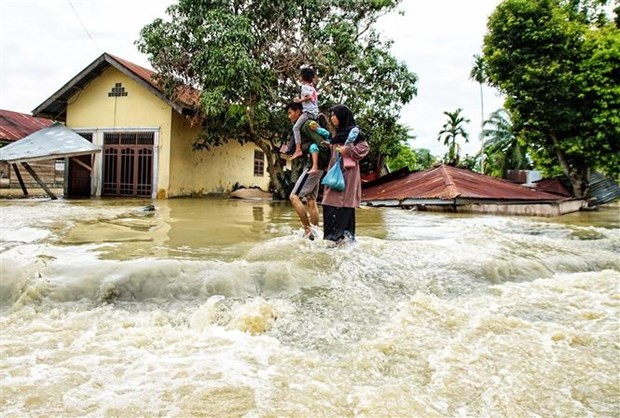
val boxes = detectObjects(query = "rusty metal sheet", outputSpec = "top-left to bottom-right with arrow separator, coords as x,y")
0,109 -> 54,142
362,164 -> 565,203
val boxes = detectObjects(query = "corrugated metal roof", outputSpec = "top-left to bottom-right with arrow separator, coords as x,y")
535,173 -> 620,205
532,177 -> 573,197
587,172 -> 620,205
0,109 -> 54,142
0,123 -> 100,163
362,164 -> 565,203
32,53 -> 199,121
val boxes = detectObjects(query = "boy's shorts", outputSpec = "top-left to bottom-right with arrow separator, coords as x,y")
290,168 -> 324,200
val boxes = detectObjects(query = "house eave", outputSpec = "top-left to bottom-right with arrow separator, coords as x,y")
364,197 -> 570,207
32,53 -> 193,121
2,149 -> 101,164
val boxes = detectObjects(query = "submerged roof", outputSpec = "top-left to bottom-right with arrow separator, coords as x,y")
32,53 -> 199,121
0,123 -> 100,163
362,164 -> 565,203
0,109 -> 54,142
536,172 -> 620,205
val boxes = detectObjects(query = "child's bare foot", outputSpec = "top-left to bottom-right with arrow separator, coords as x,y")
290,150 -> 303,160
308,167 -> 319,174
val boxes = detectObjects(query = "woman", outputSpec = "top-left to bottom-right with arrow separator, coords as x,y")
321,104 -> 370,243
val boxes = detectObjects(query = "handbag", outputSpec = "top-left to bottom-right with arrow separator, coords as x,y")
342,155 -> 355,169
321,154 -> 346,191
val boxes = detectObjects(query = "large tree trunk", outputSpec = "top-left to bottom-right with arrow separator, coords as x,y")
550,134 -> 589,198
254,138 -> 302,200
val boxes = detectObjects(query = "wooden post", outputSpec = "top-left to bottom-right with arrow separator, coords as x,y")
70,156 -> 92,171
21,162 -> 57,200
11,163 -> 28,197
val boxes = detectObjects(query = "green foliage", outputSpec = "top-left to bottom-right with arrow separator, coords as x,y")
437,108 -> 470,166
387,143 -> 417,171
414,148 -> 438,170
482,0 -> 619,196
481,109 -> 531,178
136,0 -> 418,194
470,54 -> 487,84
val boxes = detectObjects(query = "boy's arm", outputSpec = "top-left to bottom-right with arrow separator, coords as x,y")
316,127 -> 330,141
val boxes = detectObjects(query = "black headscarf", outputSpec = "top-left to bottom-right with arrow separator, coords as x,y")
330,104 -> 364,145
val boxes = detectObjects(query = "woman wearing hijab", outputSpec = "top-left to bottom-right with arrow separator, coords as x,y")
321,104 -> 370,243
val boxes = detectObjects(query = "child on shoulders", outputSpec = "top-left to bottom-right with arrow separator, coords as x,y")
291,67 -> 319,160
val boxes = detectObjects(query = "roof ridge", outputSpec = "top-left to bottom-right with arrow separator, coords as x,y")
439,164 -> 459,198
106,53 -> 156,78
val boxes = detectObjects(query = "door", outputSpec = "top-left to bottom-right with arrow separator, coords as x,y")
102,132 -> 154,197
67,155 -> 92,198
66,132 -> 93,198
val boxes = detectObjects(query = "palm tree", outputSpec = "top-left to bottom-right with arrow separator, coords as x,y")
470,54 -> 486,172
481,109 -> 530,177
437,108 -> 470,166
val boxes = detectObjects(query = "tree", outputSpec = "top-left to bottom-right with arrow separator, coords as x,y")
482,0 -> 620,197
414,148 -> 437,170
437,108 -> 470,166
387,143 -> 417,171
470,54 -> 487,172
481,109 -> 530,178
136,0 -> 417,198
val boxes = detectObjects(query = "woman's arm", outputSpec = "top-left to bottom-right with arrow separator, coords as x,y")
339,139 -> 369,161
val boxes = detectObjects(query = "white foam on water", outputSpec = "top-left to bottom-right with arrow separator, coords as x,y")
1,199 -> 618,416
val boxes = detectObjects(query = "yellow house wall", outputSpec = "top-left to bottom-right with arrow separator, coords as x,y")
169,111 -> 270,196
63,65 -> 269,198
65,67 -> 173,194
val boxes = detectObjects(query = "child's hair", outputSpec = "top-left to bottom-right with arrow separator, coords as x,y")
300,67 -> 315,83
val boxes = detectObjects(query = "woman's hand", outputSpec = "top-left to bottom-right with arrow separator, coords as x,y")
337,146 -> 350,156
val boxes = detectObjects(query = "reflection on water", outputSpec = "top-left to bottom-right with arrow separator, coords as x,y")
0,198 -> 618,417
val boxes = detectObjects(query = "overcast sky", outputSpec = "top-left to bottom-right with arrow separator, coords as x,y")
0,0 -> 504,156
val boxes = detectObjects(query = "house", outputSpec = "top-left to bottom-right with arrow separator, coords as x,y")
0,109 -> 56,189
362,164 -> 585,216
31,53 -> 270,199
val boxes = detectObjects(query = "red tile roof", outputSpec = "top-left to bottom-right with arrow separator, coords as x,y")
0,109 -> 54,142
362,164 -> 566,202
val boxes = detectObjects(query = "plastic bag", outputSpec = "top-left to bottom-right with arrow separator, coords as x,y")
321,155 -> 345,191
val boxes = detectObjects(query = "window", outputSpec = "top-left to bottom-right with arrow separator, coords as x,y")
253,150 -> 265,176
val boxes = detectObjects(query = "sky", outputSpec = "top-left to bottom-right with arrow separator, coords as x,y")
0,0 -> 504,156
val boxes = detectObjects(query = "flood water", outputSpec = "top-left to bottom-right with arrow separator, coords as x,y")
1,198 -> 619,417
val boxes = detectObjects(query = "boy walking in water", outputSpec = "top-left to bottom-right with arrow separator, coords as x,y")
291,67 -> 319,160
286,102 -> 329,240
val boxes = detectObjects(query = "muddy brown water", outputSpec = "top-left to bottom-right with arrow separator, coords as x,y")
1,198 -> 618,416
